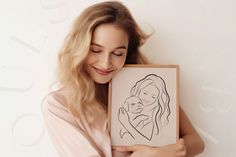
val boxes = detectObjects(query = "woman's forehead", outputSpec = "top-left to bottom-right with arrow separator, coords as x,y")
91,23 -> 129,49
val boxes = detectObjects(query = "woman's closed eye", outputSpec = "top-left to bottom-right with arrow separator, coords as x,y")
90,48 -> 101,53
112,51 -> 124,56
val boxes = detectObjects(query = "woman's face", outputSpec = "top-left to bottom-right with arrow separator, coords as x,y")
85,23 -> 128,84
139,84 -> 159,106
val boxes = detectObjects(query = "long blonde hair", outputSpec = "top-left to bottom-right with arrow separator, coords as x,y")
56,1 -> 150,126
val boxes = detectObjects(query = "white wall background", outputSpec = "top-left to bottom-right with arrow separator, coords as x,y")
0,0 -> 235,156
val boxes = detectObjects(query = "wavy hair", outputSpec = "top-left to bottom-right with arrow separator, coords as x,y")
55,1 -> 150,126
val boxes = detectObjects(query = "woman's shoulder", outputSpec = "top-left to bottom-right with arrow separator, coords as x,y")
41,88 -> 68,112
41,88 -> 80,128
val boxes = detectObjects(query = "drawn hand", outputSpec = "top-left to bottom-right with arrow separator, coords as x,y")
118,107 -> 130,125
134,115 -> 148,122
114,138 -> 186,157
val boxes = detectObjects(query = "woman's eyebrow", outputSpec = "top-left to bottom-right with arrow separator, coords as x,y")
91,42 -> 127,49
91,43 -> 103,47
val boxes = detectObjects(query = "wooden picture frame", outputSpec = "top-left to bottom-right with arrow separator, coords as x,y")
108,64 -> 179,146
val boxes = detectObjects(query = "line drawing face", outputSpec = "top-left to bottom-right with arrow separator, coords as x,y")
118,74 -> 171,141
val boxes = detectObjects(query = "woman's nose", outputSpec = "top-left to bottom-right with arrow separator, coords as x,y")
100,54 -> 111,69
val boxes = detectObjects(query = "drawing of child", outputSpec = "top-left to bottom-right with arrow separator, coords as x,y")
123,96 -> 149,128
119,96 -> 149,138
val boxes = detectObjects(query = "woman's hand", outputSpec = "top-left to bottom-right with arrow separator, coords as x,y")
114,138 -> 186,157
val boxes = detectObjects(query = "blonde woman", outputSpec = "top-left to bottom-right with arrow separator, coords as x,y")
41,1 -> 204,157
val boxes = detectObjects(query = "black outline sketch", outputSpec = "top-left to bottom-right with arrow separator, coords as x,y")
118,74 -> 171,141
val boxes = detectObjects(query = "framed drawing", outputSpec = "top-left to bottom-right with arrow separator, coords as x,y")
108,64 -> 179,146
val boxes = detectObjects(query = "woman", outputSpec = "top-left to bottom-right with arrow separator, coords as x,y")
41,1 -> 204,157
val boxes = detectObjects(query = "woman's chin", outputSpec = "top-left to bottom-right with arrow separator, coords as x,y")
94,78 -> 111,84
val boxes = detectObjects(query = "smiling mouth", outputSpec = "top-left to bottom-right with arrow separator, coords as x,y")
93,67 -> 114,76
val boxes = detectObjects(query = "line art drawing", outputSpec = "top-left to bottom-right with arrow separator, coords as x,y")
118,74 -> 171,141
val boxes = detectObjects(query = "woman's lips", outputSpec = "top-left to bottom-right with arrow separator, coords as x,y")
93,67 -> 113,76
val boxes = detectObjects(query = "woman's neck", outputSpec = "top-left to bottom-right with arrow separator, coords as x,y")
95,83 -> 109,106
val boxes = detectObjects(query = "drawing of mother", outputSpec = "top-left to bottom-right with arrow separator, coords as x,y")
118,74 -> 171,141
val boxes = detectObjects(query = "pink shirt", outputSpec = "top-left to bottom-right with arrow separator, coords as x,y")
41,89 -> 129,157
